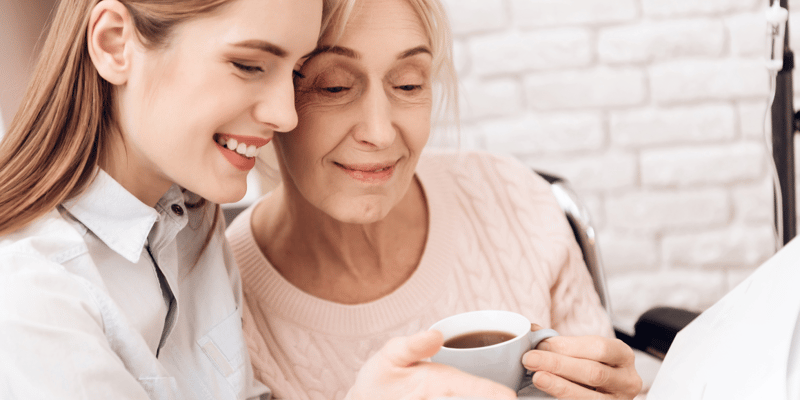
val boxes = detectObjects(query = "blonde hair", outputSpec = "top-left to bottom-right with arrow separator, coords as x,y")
0,0 -> 334,236
322,0 -> 459,124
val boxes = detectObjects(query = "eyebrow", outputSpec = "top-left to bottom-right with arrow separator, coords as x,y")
306,45 -> 432,61
230,40 -> 288,58
398,46 -> 432,60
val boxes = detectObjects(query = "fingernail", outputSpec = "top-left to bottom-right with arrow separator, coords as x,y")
522,352 -> 535,366
533,372 -> 551,389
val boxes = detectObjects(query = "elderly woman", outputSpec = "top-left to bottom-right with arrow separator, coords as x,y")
226,0 -> 642,399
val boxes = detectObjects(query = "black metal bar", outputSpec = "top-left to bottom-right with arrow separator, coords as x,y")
771,0 -> 796,245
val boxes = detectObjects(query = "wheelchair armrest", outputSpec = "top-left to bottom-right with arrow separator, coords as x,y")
617,306 -> 700,359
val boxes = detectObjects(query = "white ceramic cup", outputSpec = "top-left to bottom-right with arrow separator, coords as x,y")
429,310 -> 559,391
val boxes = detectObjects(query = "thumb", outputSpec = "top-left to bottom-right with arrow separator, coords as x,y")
382,330 -> 444,368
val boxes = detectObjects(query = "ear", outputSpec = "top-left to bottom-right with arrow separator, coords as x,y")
87,0 -> 135,85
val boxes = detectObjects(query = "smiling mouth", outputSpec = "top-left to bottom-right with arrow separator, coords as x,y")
334,161 -> 397,183
214,133 -> 270,172
335,162 -> 393,172
214,134 -> 262,158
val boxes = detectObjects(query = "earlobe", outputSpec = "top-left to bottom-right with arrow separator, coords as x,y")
87,0 -> 134,85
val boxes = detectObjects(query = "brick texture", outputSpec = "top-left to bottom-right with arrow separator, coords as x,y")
442,0 -> 778,337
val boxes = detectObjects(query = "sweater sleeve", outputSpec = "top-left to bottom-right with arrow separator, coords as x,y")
480,151 -> 614,338
548,237 -> 615,338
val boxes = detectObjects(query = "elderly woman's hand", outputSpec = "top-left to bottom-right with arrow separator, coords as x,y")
344,330 -> 517,400
522,326 -> 642,399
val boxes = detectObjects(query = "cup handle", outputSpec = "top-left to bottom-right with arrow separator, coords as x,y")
520,328 -> 559,390
529,328 -> 559,349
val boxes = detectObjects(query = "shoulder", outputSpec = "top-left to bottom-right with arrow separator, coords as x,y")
418,149 -> 556,213
0,208 -> 87,268
418,149 -> 550,190
0,210 -> 102,325
419,148 -> 530,171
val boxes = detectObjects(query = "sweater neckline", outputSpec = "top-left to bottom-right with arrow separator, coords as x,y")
232,153 -> 459,336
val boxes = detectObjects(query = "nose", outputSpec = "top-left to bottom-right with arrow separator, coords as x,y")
252,72 -> 298,132
353,86 -> 396,149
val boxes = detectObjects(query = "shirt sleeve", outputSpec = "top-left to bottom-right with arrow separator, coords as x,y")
0,254 -> 151,399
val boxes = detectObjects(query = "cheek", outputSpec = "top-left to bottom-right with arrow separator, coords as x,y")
286,108 -> 345,156
402,109 -> 431,152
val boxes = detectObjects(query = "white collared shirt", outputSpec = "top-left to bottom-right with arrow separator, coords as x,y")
0,170 -> 269,400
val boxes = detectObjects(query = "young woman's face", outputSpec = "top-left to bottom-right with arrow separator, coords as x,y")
275,0 -> 433,223
116,0 -> 321,205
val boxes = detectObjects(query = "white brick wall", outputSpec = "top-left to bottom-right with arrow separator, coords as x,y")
440,0 -> 782,329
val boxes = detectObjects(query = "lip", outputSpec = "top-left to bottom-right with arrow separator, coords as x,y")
214,133 -> 271,172
335,161 -> 397,184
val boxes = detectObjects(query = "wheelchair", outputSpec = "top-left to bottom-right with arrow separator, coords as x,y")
535,170 -> 700,360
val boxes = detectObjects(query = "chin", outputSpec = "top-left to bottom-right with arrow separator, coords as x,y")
330,200 -> 392,224
194,182 -> 248,205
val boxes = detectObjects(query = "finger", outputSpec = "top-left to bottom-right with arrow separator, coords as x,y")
523,349 -> 616,389
532,371 -> 607,400
422,362 -> 517,400
530,323 -> 556,351
382,330 -> 444,367
534,336 -> 634,367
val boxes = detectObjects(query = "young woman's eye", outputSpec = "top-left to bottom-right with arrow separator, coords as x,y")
232,62 -> 264,74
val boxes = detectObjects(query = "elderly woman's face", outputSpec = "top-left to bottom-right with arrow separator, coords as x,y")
274,0 -> 432,223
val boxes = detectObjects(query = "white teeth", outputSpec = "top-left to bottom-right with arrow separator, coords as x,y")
217,136 -> 260,158
236,142 -> 247,155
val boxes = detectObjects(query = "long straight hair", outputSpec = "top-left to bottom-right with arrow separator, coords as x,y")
0,0 -> 235,236
0,0 -> 344,236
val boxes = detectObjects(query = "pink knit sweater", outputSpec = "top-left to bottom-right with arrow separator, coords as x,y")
227,150 -> 613,400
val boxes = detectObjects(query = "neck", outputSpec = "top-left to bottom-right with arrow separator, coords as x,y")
100,135 -> 171,208
252,178 -> 428,304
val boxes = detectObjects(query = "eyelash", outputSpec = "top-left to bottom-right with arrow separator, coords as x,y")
232,62 -> 264,74
293,70 -> 306,79
324,86 -> 348,93
396,84 -> 422,92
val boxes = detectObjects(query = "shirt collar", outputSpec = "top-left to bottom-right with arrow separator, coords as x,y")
61,169 -> 185,264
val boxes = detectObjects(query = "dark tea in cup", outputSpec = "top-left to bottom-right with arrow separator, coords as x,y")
443,330 -> 516,349
430,310 -> 559,390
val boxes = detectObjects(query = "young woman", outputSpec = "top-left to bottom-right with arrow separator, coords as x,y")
228,0 -> 643,399
0,1 -> 517,399
0,0 -> 318,398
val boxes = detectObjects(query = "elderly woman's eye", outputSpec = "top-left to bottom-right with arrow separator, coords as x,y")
396,84 -> 422,91
324,86 -> 348,93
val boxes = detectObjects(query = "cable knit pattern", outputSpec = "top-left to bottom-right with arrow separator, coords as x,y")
227,150 -> 613,400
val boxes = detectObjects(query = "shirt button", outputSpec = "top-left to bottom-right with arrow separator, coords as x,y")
171,204 -> 184,216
